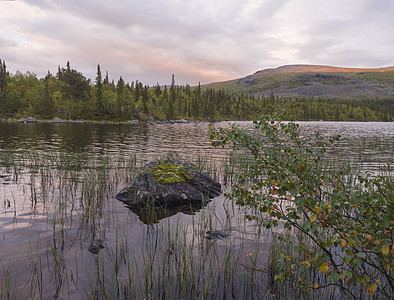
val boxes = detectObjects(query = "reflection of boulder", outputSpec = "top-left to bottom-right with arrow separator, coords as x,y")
125,199 -> 210,225
115,159 -> 221,206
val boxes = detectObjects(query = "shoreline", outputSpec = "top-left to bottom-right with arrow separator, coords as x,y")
1,117 -> 393,124
0,117 -> 223,125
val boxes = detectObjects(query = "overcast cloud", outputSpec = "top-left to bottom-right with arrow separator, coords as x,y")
0,0 -> 393,85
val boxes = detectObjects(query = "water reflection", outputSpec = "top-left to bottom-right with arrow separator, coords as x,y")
124,199 -> 211,225
1,121 -> 392,169
0,122 -> 227,162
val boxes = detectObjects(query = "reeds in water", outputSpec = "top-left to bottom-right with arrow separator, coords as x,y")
0,149 -> 275,299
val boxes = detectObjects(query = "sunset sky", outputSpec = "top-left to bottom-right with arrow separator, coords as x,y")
0,0 -> 393,85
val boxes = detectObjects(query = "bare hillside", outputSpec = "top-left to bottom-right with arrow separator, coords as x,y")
207,65 -> 394,98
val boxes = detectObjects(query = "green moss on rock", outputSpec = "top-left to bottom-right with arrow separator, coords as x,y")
147,161 -> 194,185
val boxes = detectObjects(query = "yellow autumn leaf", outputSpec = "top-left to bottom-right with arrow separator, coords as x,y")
310,214 -> 317,223
382,244 -> 390,255
320,263 -> 329,274
368,283 -> 378,296
286,194 -> 292,200
339,273 -> 345,280
271,189 -> 277,195
341,239 -> 347,248
302,261 -> 311,267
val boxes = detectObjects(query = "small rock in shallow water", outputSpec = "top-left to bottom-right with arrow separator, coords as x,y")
88,239 -> 104,254
204,230 -> 231,240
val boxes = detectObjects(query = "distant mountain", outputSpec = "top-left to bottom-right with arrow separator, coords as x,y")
206,65 -> 394,98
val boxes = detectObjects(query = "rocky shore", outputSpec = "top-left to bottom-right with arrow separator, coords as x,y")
1,117 -> 221,125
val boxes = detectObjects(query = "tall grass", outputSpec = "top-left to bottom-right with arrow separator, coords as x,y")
0,149 -> 275,299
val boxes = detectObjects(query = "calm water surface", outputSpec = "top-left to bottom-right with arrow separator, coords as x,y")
0,121 -> 393,299
1,121 -> 392,166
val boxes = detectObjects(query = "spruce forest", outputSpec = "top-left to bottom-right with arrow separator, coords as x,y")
0,59 -> 392,122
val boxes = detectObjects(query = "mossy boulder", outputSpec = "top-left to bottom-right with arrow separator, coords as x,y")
115,159 -> 221,206
146,161 -> 194,185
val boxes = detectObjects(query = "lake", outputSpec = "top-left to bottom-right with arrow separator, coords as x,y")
0,121 -> 393,299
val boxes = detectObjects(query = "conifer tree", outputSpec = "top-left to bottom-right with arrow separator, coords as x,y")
56,65 -> 62,80
142,85 -> 149,113
42,71 -> 55,118
116,76 -> 125,118
154,83 -> 161,97
57,61 -> 90,102
170,74 -> 176,103
95,64 -> 103,118
192,82 -> 201,117
0,59 -> 8,114
103,71 -> 109,85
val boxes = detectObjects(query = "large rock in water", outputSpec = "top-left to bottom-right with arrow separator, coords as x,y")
115,159 -> 221,206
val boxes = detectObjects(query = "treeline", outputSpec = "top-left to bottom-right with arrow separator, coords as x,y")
0,59 -> 393,121
283,96 -> 393,122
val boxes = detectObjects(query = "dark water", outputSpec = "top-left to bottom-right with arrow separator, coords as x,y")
0,122 -> 225,161
0,121 -> 393,299
1,121 -> 392,167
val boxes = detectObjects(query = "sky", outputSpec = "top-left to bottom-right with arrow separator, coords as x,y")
0,0 -> 393,86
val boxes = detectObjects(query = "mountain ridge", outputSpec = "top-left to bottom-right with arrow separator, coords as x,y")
253,64 -> 394,75
207,64 -> 394,98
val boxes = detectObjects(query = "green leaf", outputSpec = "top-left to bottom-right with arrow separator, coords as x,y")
343,255 -> 352,264
343,270 -> 352,278
381,220 -> 390,228
331,272 -> 340,282
302,221 -> 311,231
353,258 -> 362,267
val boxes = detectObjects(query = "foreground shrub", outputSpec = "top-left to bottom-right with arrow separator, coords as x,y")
210,107 -> 393,299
